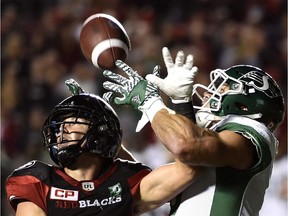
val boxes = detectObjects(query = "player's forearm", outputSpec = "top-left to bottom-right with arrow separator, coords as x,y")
135,161 -> 201,215
151,109 -> 206,163
16,202 -> 46,216
151,109 -> 243,168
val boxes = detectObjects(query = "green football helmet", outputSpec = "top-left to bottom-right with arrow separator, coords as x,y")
193,65 -> 285,131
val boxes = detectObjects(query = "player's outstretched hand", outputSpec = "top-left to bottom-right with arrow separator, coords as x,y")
146,47 -> 198,103
65,79 -> 87,96
103,60 -> 161,110
103,60 -> 164,132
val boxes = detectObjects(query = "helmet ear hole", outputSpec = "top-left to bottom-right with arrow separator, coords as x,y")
86,138 -> 99,151
267,122 -> 275,130
235,102 -> 249,111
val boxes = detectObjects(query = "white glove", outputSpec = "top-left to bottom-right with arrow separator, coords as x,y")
146,47 -> 198,104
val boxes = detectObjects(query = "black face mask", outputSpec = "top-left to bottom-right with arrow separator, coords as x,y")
49,144 -> 83,167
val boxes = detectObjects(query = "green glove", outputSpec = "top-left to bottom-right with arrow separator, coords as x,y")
103,60 -> 161,110
65,79 -> 86,96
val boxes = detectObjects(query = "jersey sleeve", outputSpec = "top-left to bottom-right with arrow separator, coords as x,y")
129,169 -> 151,197
5,161 -> 50,212
213,115 -> 278,170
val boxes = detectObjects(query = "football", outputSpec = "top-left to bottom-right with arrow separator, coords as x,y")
80,13 -> 131,70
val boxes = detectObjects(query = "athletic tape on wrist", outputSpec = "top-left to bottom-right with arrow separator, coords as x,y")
173,102 -> 196,123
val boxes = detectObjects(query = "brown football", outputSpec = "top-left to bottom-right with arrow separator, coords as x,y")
80,13 -> 131,70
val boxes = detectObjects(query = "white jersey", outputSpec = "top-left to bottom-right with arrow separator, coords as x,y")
170,115 -> 278,216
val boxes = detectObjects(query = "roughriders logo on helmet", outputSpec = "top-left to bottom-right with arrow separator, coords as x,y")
240,70 -> 282,98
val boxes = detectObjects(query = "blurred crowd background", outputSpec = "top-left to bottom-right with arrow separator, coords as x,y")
1,0 -> 287,215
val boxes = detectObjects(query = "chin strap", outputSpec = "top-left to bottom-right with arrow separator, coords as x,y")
195,111 -> 223,128
242,113 -> 262,119
53,133 -> 89,167
56,144 -> 83,167
196,111 -> 263,128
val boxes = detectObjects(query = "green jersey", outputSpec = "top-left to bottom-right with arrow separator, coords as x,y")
170,115 -> 278,216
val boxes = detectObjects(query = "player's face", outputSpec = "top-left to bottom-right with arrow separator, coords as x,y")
202,83 -> 229,108
56,117 -> 89,149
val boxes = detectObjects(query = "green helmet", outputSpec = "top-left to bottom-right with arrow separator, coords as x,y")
193,65 -> 285,131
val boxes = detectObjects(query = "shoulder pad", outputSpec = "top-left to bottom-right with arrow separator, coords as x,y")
115,159 -> 151,173
10,160 -> 54,182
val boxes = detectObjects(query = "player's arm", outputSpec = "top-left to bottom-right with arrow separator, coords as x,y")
16,201 -> 46,216
102,61 -> 202,214
134,160 -> 202,215
146,47 -> 255,170
152,108 -> 255,170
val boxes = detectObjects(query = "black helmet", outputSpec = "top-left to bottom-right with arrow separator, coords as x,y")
42,93 -> 122,167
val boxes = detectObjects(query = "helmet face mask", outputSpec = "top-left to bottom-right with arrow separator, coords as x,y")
44,113 -> 91,148
193,65 -> 285,130
193,69 -> 245,112
42,93 -> 122,167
